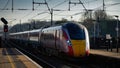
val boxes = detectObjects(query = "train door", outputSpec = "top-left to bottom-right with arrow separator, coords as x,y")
55,29 -> 61,51
55,30 -> 57,49
58,30 -> 61,50
54,30 -> 60,56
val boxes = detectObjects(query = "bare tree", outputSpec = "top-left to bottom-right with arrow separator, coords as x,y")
93,9 -> 107,21
81,10 -> 93,23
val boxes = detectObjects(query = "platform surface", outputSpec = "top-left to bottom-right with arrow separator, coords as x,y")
0,48 -> 42,68
90,49 -> 120,59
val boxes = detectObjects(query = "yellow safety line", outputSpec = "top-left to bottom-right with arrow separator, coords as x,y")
5,48 -> 15,68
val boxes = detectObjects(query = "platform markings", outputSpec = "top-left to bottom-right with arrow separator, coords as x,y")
15,48 -> 42,68
5,48 -> 15,68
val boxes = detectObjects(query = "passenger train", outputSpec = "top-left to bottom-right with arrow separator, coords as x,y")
9,22 -> 90,57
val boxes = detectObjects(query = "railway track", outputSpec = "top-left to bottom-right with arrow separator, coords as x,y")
6,40 -> 120,68
7,41 -> 80,68
5,41 -> 55,68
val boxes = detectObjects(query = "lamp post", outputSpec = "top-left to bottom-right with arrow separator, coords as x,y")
114,15 -> 119,53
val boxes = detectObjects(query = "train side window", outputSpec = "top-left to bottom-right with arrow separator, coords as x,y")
30,32 -> 39,41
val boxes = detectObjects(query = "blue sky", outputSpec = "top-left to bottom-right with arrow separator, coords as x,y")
0,0 -> 120,27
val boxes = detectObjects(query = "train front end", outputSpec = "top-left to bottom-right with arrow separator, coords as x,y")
63,23 -> 90,57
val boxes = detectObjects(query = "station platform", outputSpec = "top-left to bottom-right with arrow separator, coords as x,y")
90,49 -> 120,59
0,48 -> 42,68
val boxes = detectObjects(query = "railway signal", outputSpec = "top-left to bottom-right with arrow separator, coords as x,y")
1,17 -> 8,24
4,25 -> 8,32
1,17 -> 8,32
1,17 -> 8,41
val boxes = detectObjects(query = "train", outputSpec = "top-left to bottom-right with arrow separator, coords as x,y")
9,22 -> 90,58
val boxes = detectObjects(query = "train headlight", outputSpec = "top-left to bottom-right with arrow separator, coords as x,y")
67,40 -> 72,46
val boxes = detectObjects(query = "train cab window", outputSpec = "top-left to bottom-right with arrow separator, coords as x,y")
30,32 -> 39,41
64,23 -> 85,40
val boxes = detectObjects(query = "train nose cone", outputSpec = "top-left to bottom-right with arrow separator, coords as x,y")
71,40 -> 86,57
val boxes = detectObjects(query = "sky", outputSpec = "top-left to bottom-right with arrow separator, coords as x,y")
0,0 -> 120,27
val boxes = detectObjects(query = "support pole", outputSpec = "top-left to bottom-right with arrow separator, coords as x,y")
12,0 -> 13,12
115,15 -> 119,53
51,9 -> 53,26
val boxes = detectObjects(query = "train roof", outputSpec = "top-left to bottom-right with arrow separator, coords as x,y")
42,26 -> 62,31
9,22 -> 86,35
62,22 -> 85,29
9,29 -> 42,35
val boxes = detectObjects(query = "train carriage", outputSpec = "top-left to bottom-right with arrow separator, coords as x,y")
9,22 -> 90,57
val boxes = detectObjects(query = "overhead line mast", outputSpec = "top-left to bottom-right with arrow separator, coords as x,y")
69,0 -> 88,13
32,0 -> 53,25
12,0 -> 13,12
103,0 -> 105,11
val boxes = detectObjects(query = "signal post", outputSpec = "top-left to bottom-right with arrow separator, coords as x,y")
1,17 -> 8,47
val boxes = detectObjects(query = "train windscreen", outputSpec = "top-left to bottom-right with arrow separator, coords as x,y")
64,23 -> 85,40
